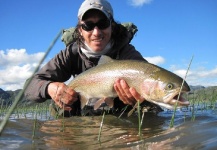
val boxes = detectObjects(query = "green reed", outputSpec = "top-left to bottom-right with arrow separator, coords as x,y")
32,105 -> 38,139
210,89 -> 217,110
0,102 -> 50,120
170,55 -> 194,128
118,105 -> 129,118
98,111 -> 106,142
137,101 -> 142,138
186,86 -> 217,123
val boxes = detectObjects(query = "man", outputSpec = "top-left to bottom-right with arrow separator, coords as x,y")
24,0 -> 163,116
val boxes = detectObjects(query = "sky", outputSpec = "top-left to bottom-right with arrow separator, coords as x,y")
0,0 -> 217,91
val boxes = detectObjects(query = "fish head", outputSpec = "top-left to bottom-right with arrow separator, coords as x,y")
141,66 -> 190,110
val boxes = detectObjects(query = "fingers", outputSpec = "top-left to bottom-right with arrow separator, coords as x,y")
61,87 -> 78,105
129,87 -> 144,103
47,82 -> 78,110
114,79 -> 136,105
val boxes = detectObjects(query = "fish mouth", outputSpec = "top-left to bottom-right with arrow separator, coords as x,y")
165,90 -> 190,109
168,93 -> 190,106
165,92 -> 190,110
152,91 -> 190,110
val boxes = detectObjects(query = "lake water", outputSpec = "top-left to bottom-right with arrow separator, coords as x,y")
1,107 -> 217,150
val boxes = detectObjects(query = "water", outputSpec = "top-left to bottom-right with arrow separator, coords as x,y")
1,109 -> 217,150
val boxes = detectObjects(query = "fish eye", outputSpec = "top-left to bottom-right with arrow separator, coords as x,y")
166,83 -> 174,90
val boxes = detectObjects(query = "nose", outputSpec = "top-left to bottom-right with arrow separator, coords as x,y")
92,26 -> 102,36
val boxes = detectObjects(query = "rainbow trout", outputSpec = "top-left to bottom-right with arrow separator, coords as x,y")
68,56 -> 190,110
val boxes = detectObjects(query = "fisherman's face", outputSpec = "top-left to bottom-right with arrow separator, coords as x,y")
79,9 -> 112,52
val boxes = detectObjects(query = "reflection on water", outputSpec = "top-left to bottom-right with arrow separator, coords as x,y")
39,113 -> 166,150
1,109 -> 217,150
130,115 -> 217,150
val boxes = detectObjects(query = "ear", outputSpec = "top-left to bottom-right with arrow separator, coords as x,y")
78,27 -> 83,36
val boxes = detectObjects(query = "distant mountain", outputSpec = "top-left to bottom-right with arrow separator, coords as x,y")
0,88 -> 22,106
189,85 -> 205,91
0,88 -> 11,99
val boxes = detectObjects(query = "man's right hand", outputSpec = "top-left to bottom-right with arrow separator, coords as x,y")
47,82 -> 78,111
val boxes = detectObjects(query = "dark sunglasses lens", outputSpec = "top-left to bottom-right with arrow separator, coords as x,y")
81,22 -> 95,31
82,19 -> 111,31
97,19 -> 110,30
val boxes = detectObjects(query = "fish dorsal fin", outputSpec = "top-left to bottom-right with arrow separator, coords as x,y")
98,55 -> 114,65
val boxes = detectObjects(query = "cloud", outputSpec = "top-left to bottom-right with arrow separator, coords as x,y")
143,57 -> 217,87
0,49 -> 44,67
144,56 -> 165,65
0,49 -> 45,91
128,0 -> 153,7
171,66 -> 217,87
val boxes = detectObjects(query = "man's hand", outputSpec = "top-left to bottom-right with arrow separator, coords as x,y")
114,79 -> 144,105
47,82 -> 78,110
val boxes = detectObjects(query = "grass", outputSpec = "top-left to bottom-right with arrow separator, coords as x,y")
0,102 -> 51,139
98,111 -> 106,142
137,101 -> 142,137
0,101 -> 50,120
32,105 -> 38,139
190,87 -> 217,121
169,55 -> 193,128
188,87 -> 217,110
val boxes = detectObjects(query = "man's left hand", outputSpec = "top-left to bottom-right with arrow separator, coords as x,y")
114,79 -> 144,105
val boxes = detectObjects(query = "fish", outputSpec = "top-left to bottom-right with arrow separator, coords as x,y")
68,55 -> 190,111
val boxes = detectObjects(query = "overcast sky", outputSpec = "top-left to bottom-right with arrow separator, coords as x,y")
0,0 -> 217,91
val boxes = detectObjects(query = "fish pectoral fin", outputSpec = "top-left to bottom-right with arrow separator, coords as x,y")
104,97 -> 114,108
93,97 -> 114,110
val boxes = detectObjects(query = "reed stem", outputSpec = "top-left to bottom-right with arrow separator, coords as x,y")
137,101 -> 142,137
32,105 -> 38,139
98,111 -> 106,142
170,55 -> 194,128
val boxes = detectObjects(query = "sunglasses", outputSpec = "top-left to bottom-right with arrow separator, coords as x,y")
81,19 -> 111,31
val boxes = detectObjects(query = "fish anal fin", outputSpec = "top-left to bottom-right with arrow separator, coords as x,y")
80,94 -> 88,109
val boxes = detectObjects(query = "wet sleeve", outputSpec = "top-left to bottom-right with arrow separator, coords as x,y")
24,46 -> 75,102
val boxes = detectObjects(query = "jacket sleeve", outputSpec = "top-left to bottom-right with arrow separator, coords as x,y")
118,44 -> 148,62
24,45 -> 76,102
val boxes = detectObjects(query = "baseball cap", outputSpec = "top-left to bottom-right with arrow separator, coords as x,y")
78,0 -> 113,20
